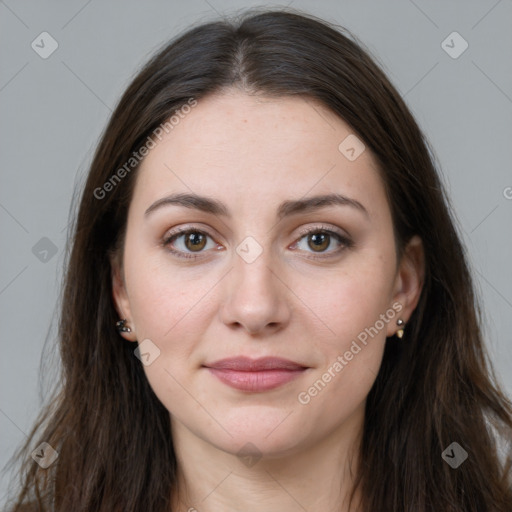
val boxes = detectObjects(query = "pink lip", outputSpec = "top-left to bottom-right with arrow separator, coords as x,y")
203,357 -> 308,392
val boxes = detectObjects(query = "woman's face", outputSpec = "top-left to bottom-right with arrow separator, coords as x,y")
112,90 -> 423,458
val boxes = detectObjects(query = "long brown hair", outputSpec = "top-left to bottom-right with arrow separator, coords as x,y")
4,8 -> 512,512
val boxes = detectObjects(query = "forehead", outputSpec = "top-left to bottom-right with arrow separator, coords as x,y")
131,90 -> 387,221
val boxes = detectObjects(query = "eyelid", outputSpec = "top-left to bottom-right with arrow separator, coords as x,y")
161,225 -> 222,260
290,224 -> 354,258
294,223 -> 348,240
162,223 -> 353,260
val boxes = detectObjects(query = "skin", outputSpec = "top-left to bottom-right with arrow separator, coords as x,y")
111,89 -> 424,512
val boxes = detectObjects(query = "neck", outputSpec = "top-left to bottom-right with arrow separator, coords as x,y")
169,406 -> 364,512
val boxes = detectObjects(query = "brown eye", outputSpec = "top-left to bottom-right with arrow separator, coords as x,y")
184,232 -> 207,252
307,232 -> 331,252
163,229 -> 217,259
292,227 -> 353,259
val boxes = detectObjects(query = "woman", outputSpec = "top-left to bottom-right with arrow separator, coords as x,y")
5,9 -> 511,512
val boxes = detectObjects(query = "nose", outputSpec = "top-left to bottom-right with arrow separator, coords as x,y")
219,247 -> 291,337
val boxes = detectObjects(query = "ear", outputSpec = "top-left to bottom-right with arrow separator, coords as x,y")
110,252 -> 137,342
387,235 -> 425,337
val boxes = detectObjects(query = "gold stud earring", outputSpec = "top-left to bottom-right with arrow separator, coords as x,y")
396,318 -> 405,339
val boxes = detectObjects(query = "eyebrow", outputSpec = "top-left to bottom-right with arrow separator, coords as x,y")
144,192 -> 369,221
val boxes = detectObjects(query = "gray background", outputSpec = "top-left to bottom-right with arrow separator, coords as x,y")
1,0 -> 511,501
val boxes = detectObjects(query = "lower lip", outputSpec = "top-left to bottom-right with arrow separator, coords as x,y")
206,368 -> 306,392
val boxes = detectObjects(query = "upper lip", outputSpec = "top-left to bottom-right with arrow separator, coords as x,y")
203,356 -> 307,371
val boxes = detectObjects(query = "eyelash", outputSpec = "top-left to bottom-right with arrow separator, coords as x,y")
162,225 -> 354,261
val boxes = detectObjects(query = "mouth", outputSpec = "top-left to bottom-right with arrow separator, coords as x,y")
202,356 -> 309,392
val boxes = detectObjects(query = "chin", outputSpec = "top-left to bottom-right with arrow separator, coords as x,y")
206,411 -> 314,458
218,432 -> 306,462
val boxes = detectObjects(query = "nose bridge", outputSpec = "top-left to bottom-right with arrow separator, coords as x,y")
219,235 -> 290,334
234,243 -> 275,294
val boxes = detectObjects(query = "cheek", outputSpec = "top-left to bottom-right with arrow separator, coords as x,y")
296,250 -> 394,407
125,245 -> 216,342
123,253 -> 215,416
294,264 -> 392,429
306,249 -> 395,348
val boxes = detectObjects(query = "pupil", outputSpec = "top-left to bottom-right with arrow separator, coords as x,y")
309,233 -> 329,251
187,233 -> 205,250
